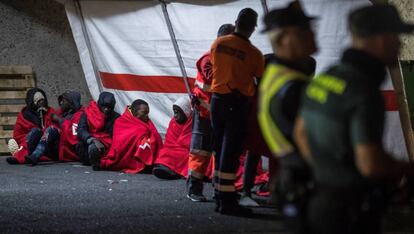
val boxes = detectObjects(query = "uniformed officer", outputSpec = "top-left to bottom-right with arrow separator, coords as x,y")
210,8 -> 264,215
258,1 -> 317,233
294,4 -> 414,234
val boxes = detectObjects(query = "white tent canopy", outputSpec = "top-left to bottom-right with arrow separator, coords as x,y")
64,0 -> 408,160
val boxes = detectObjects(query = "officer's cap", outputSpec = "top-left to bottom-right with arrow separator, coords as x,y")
262,1 -> 316,33
349,4 -> 414,37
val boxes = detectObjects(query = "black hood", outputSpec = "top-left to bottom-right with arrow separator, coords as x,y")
97,91 -> 116,110
58,91 -> 82,111
25,88 -> 48,111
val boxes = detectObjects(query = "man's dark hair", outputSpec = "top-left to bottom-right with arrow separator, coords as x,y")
236,8 -> 258,32
130,99 -> 148,113
217,24 -> 235,37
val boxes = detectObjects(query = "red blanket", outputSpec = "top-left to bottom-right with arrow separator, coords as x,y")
57,108 -> 84,162
84,101 -> 112,148
12,107 -> 55,164
100,107 -> 163,174
155,116 -> 192,177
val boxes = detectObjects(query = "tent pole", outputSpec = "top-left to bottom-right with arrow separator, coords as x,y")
74,0 -> 104,93
261,0 -> 269,14
389,61 -> 414,161
159,0 -> 192,96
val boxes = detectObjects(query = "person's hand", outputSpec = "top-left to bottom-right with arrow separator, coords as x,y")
88,137 -> 105,152
51,113 -> 61,123
190,93 -> 200,107
37,107 -> 48,113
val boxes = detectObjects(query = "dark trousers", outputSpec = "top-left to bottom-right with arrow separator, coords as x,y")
190,108 -> 214,153
211,92 -> 248,202
76,141 -> 105,166
30,127 -> 59,160
243,152 -> 261,196
275,159 -> 310,234
26,128 -> 43,155
307,187 -> 384,234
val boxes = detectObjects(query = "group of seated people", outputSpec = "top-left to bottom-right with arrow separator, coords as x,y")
6,88 -> 269,203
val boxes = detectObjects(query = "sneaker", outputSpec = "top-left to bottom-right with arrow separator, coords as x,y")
187,193 -> 207,202
25,155 -> 38,166
186,176 -> 206,202
7,139 -> 21,155
239,195 -> 260,207
6,157 -> 19,165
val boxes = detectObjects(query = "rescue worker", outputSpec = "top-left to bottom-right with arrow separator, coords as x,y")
210,8 -> 264,215
187,23 -> 235,202
258,2 -> 317,232
77,91 -> 120,170
294,4 -> 414,234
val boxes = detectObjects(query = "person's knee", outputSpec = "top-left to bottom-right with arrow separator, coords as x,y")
27,128 -> 42,142
41,127 -> 59,143
29,127 -> 42,136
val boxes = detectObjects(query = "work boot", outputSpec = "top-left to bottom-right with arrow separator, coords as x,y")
186,176 -> 207,202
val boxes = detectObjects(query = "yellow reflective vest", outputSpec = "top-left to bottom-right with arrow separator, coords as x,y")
258,63 -> 307,157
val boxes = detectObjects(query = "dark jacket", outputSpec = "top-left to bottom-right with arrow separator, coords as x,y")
77,92 -> 120,143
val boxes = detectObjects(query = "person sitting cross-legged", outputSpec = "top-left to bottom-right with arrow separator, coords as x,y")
153,97 -> 194,180
100,99 -> 163,174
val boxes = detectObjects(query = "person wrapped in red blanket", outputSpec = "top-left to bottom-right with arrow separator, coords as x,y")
77,91 -> 120,170
25,91 -> 83,165
6,88 -> 56,164
100,99 -> 163,174
153,96 -> 193,180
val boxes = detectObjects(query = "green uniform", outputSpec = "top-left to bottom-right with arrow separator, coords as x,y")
301,48 -> 387,234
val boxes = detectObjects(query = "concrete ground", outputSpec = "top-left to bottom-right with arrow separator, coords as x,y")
0,160 -> 281,234
0,159 -> 413,234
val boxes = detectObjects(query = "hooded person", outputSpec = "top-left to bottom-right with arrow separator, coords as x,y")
153,97 -> 194,180
77,91 -> 120,170
100,99 -> 163,174
6,88 -> 56,164
25,90 -> 84,165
